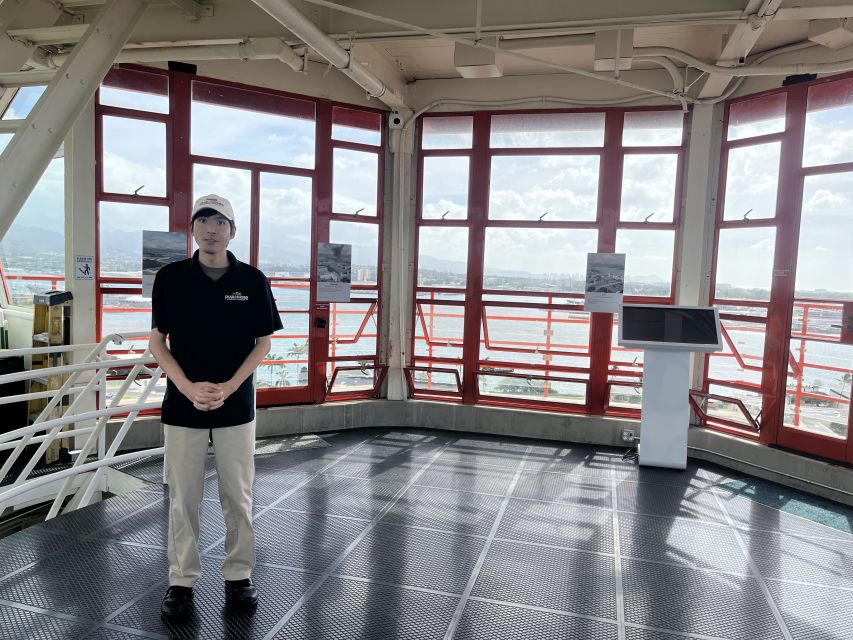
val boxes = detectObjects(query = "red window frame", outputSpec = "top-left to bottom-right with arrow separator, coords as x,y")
94,64 -> 386,410
412,107 -> 687,416
704,72 -> 853,464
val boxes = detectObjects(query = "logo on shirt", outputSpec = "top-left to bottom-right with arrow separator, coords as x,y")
225,291 -> 249,302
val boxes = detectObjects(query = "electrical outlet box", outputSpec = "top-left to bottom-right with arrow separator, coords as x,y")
621,429 -> 635,442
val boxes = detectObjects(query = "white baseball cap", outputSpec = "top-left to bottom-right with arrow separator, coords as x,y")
191,194 -> 235,224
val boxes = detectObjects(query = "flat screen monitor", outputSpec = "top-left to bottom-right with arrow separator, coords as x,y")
618,304 -> 722,352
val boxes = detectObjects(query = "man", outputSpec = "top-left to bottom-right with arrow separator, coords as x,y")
149,194 -> 282,619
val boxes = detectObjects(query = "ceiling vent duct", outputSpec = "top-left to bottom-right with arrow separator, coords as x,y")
808,18 -> 853,50
454,37 -> 502,78
594,29 -> 634,71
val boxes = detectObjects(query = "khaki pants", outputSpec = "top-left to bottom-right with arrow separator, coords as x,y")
164,421 -> 256,587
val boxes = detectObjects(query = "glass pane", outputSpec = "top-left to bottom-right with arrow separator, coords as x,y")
409,367 -> 462,394
418,227 -> 469,287
329,302 -> 377,358
100,86 -> 170,113
0,158 -> 64,306
102,116 -> 167,197
707,384 -> 762,429
415,303 -> 464,359
784,341 -> 852,439
481,306 -> 591,369
609,383 -> 642,410
422,116 -> 472,149
796,172 -> 853,298
333,148 -> 378,216
479,372 -> 587,405
422,156 -> 469,220
615,229 -> 675,297
259,173 -> 312,277
722,142 -> 781,221
262,310 -> 310,389
193,164 -> 251,263
792,302 -> 844,341
715,303 -> 768,319
332,106 -> 381,145
728,92 -> 786,141
707,319 -> 766,385
329,220 -> 379,286
327,362 -> 376,393
99,202 -> 169,278
101,293 -> 152,337
488,155 -> 599,221
490,112 -> 605,147
2,86 -> 46,120
0,133 -> 9,153
620,154 -> 678,222
715,227 -> 776,301
484,228 -> 598,293
803,76 -> 853,167
191,100 -> 315,168
622,110 -> 683,146
100,69 -> 169,114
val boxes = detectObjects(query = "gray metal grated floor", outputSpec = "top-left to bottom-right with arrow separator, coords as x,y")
0,427 -> 852,639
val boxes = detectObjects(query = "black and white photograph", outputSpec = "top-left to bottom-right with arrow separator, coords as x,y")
316,241 -> 352,302
584,252 -> 626,313
142,230 -> 187,297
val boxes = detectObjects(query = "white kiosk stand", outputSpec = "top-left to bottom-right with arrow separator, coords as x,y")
618,304 -> 722,469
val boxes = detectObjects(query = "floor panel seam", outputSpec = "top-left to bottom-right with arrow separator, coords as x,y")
710,487 -> 795,640
0,597 -> 97,625
258,434 -> 459,640
611,465 -> 626,640
441,446 -> 532,640
466,596 -> 617,626
96,433 -> 382,629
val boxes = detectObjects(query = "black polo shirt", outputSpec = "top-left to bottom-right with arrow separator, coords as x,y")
151,251 -> 283,428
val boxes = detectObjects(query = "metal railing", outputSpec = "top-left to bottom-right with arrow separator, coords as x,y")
0,332 -> 163,519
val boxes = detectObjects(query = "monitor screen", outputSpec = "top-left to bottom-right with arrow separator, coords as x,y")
620,305 -> 721,349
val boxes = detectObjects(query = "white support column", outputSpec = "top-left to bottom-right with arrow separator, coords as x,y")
676,103 -> 724,388
65,98 -> 98,450
0,0 -> 148,241
385,120 -> 416,400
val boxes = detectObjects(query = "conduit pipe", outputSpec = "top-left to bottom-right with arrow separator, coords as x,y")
300,0 -> 690,106
47,37 -> 305,70
635,45 -> 853,76
249,0 -> 406,109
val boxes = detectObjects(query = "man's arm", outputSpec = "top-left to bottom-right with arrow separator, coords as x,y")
149,327 -> 223,409
206,335 -> 273,410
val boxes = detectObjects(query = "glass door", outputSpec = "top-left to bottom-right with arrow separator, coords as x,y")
258,172 -> 314,403
777,170 -> 853,461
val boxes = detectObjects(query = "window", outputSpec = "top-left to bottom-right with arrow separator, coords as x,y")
95,67 -> 384,407
705,78 -> 853,464
0,89 -> 64,307
414,108 -> 685,413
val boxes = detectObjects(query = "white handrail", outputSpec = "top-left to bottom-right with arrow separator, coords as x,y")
0,402 -> 162,444
0,332 -> 164,517
0,356 -> 155,385
0,448 -> 165,506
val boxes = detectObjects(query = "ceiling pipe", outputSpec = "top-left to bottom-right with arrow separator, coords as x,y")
249,0 -> 406,109
299,0 -> 689,106
635,45 -> 853,76
46,37 -> 305,70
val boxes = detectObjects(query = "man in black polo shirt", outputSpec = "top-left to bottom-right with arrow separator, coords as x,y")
149,194 -> 282,619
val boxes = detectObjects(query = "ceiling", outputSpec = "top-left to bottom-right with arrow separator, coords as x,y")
2,0 -> 853,108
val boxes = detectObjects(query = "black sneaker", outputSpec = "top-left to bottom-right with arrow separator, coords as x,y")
225,578 -> 259,607
160,585 -> 193,618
